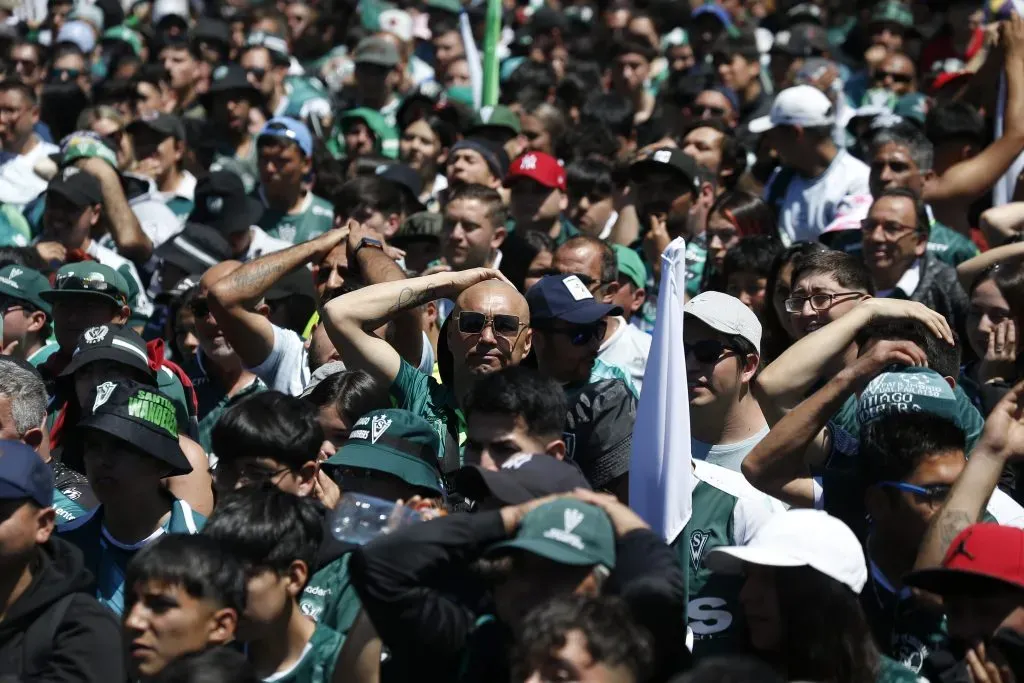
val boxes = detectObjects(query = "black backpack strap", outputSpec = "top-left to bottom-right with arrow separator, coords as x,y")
22,594 -> 77,677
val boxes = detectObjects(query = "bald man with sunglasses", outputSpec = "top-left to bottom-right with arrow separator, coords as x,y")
323,258 -> 532,470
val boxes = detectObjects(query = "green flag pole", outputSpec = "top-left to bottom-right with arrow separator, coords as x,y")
481,0 -> 502,106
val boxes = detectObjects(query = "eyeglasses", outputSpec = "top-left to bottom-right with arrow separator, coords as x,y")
53,276 -> 127,304
455,311 -> 526,337
879,481 -> 952,507
683,339 -> 737,364
12,58 -> 38,73
246,67 -> 267,81
188,297 -> 212,319
537,320 -> 608,346
695,105 -> 728,118
0,297 -> 27,316
50,67 -> 82,81
860,218 -> 918,239
874,70 -> 913,84
784,292 -> 865,313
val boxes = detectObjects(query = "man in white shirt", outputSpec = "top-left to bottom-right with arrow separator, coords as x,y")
751,85 -> 870,244
188,171 -> 289,263
0,81 -> 59,210
685,291 -> 768,472
552,235 -> 650,392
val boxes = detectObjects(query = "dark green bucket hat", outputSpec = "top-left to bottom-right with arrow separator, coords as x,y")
325,408 -> 445,495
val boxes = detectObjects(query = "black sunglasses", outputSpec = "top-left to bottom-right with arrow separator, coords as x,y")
246,67 -> 267,81
684,339 -> 736,364
189,297 -> 211,319
874,70 -> 913,84
537,320 -> 607,346
696,105 -> 728,117
455,311 -> 525,337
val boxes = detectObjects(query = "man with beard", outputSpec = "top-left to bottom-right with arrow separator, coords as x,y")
203,64 -> 264,193
180,262 -> 266,452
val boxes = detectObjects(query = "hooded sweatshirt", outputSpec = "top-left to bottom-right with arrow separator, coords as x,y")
0,536 -> 124,682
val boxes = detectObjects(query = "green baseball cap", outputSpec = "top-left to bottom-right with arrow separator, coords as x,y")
613,245 -> 646,290
0,265 -> 52,316
325,409 -> 446,495
469,105 -> 521,136
893,92 -> 929,126
41,262 -> 130,309
486,499 -> 616,568
338,108 -> 399,159
857,366 -> 960,429
60,131 -> 119,170
394,211 -> 443,245
426,0 -> 462,15
870,0 -> 913,29
102,25 -> 143,56
445,85 -> 474,108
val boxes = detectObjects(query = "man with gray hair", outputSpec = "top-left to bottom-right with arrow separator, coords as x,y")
0,357 -> 96,521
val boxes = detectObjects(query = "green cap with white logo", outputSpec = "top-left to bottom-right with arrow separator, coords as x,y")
325,408 -> 445,495
870,0 -> 913,29
857,366 -> 961,430
486,499 -> 616,569
0,266 -> 52,316
41,262 -> 130,309
469,105 -> 522,136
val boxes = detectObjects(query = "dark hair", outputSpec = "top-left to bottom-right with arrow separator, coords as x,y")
708,190 -> 776,240
501,229 -> 558,293
0,247 -> 48,274
680,118 -> 745,189
135,62 -> 170,88
503,61 -> 557,108
443,183 -> 508,228
464,366 -> 567,441
790,250 -> 875,295
521,101 -> 568,154
562,122 -> 621,164
773,566 -> 881,683
711,30 -> 760,63
400,113 -> 457,150
0,79 -> 36,106
672,656 -> 783,683
126,534 -> 247,614
302,369 -> 388,422
211,391 -> 324,470
511,595 -> 653,683
610,33 -> 658,63
153,648 -> 258,683
925,101 -> 986,148
581,92 -> 635,140
723,235 -> 783,281
51,41 -> 86,63
331,175 -> 404,223
873,187 -> 930,238
566,157 -> 615,202
971,263 -> 1024,325
429,13 -> 460,38
761,241 -> 829,361
555,60 -> 604,117
203,485 -> 323,579
860,413 -> 966,487
854,319 -> 961,379
560,234 -> 618,284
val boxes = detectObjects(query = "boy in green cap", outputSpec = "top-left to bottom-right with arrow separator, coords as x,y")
329,108 -> 399,160
0,264 -> 59,366
203,486 -> 342,683
57,379 -> 204,616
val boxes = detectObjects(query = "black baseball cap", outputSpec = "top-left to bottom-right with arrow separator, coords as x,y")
205,63 -> 261,99
455,454 -> 591,505
189,171 -> 263,236
564,378 -> 635,488
0,440 -> 53,508
629,147 -> 708,191
772,24 -> 829,57
60,323 -> 156,382
394,211 -> 443,245
376,163 -> 425,212
75,379 -> 191,475
192,17 -> 231,48
155,223 -> 233,275
47,167 -> 103,207
526,274 -> 622,325
127,112 -> 186,140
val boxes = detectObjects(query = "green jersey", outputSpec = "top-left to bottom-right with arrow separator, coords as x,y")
300,553 -> 362,637
53,487 -> 88,524
26,340 -> 59,368
57,498 -> 205,615
211,137 -> 260,193
877,654 -> 925,683
390,358 -> 460,469
258,191 -> 335,244
0,204 -> 31,247
684,236 -> 707,299
674,461 -> 783,658
926,221 -> 978,267
580,359 -> 638,398
184,351 -> 267,453
255,622 -> 342,683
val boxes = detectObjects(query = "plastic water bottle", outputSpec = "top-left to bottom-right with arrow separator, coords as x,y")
329,493 -> 423,545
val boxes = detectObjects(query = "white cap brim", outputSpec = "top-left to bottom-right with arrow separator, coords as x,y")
746,116 -> 775,134
704,545 -> 808,575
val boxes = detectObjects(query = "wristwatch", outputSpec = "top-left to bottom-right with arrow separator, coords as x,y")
353,237 -> 384,258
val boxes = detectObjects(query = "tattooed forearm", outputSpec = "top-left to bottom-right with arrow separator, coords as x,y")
936,509 -> 974,555
386,285 -> 445,315
230,259 -> 290,298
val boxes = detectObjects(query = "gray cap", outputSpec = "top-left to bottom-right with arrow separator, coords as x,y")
354,37 -> 401,67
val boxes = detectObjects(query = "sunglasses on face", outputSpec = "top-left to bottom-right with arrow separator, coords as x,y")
455,311 -> 526,337
695,105 -> 728,118
860,218 -> 918,239
538,320 -> 607,346
683,339 -> 736,364
874,70 -> 913,84
189,297 -> 211,319
246,67 -> 267,81
879,481 -> 952,507
50,68 -> 82,81
13,58 -> 38,73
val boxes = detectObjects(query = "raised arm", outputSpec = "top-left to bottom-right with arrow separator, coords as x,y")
979,203 -> 1024,245
914,380 -> 1024,573
925,16 -> 1024,203
77,156 -> 153,263
321,267 -> 506,386
956,240 -> 1024,290
753,299 -> 953,423
209,228 -> 348,369
744,340 -> 928,508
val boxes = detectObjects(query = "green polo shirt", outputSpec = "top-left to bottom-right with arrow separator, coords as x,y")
26,341 -> 59,368
300,553 -> 362,638
53,488 -> 88,524
255,622 -> 342,683
258,191 -> 335,244
210,137 -> 260,194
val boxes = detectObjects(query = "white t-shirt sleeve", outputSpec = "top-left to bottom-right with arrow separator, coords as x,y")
248,324 -> 311,396
733,492 -> 784,545
417,331 -> 436,375
986,488 -> 1024,528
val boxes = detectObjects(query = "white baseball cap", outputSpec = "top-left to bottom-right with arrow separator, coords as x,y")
705,509 -> 868,594
747,85 -> 836,134
684,291 -> 762,354
379,9 -> 414,43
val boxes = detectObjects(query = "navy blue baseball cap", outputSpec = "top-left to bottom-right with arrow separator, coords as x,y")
0,440 -> 53,508
526,274 -> 622,325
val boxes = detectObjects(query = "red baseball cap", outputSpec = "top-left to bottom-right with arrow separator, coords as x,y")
929,71 -> 971,95
504,152 -> 567,192
904,523 -> 1024,595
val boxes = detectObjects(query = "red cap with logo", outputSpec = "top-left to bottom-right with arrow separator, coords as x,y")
505,152 -> 567,192
905,523 -> 1024,595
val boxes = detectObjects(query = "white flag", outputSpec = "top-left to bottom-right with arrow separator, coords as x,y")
995,0 -> 1024,205
629,237 -> 693,543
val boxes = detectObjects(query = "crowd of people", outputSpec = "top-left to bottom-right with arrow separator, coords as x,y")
2,0 -> 1024,681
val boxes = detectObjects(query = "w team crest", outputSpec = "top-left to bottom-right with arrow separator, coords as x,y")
371,414 -> 392,443
690,530 -> 711,571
